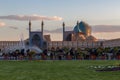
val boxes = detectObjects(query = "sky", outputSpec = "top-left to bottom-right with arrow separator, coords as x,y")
0,0 -> 120,41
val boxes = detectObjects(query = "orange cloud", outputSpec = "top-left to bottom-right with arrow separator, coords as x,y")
0,22 -> 5,27
0,15 -> 62,21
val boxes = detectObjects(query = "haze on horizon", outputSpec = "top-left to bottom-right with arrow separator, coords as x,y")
0,0 -> 120,41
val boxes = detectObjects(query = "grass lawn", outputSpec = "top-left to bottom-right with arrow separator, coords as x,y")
0,60 -> 120,80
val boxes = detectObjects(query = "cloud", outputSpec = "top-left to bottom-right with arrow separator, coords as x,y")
9,26 -> 18,30
0,22 -> 5,27
0,15 -> 62,21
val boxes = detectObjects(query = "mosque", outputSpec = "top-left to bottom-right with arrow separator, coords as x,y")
28,20 -> 98,49
0,21 -> 120,52
63,21 -> 97,42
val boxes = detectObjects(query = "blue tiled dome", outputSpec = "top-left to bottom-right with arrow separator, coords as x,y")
73,21 -> 91,36
73,25 -> 82,33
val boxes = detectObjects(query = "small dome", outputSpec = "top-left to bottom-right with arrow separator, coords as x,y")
86,35 -> 97,41
73,33 -> 86,41
78,34 -> 86,40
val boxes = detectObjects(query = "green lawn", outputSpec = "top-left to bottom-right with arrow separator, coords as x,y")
0,60 -> 120,80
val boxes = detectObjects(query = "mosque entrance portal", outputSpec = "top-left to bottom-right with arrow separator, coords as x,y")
32,34 -> 41,48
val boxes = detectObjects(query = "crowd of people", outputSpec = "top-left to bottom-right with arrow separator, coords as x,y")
0,46 -> 120,60
0,49 -> 32,60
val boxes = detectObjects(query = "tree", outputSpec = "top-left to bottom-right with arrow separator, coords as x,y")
76,48 -> 84,59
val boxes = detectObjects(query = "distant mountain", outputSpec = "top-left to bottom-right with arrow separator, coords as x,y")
92,25 -> 120,33
43,25 -> 120,33
43,27 -> 73,33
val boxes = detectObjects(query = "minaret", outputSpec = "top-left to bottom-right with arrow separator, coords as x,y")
76,21 -> 79,41
29,20 -> 31,46
41,20 -> 44,48
77,20 -> 79,30
63,22 -> 65,41
63,22 -> 65,33
41,20 -> 44,37
77,20 -> 79,25
29,20 -> 31,34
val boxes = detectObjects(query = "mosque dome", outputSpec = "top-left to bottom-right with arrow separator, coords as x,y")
73,25 -> 82,33
73,21 -> 91,36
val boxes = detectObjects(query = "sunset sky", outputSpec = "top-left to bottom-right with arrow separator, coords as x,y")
0,0 -> 120,41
